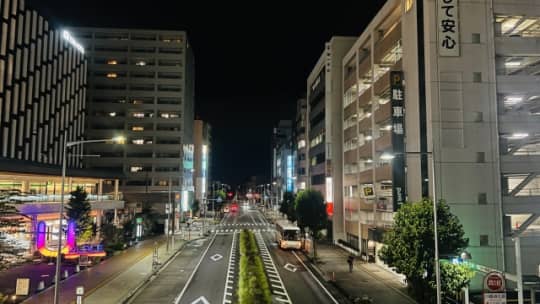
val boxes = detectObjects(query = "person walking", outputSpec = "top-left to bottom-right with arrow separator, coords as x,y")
347,255 -> 354,273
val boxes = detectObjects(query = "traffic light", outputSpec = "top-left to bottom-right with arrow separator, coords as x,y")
227,191 -> 234,199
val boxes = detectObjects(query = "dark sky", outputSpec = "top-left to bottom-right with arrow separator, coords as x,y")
28,1 -> 386,185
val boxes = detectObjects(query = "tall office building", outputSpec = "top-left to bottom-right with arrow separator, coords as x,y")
342,0 -> 540,287
293,98 -> 307,192
306,37 -> 355,242
0,0 -> 124,258
69,27 -> 195,208
272,120 -> 293,201
193,119 -> 211,203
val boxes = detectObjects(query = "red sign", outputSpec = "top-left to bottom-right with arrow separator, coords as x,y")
326,202 -> 334,217
484,272 -> 505,292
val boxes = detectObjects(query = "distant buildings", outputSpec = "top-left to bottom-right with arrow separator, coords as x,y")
68,27 -> 195,215
271,120 -> 293,201
193,119 -> 211,203
293,98 -> 307,192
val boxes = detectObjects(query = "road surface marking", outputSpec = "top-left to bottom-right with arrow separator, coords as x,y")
210,254 -> 223,261
284,263 -> 298,272
190,296 -> 210,304
292,251 -> 340,304
222,232 -> 238,304
174,234 -> 217,304
275,297 -> 290,302
254,232 -> 291,304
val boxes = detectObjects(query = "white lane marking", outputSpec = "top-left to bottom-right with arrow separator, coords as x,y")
275,297 -> 290,303
284,263 -> 298,272
292,251 -> 340,304
254,232 -> 291,304
210,254 -> 223,261
190,296 -> 210,304
174,234 -> 217,304
222,232 -> 238,304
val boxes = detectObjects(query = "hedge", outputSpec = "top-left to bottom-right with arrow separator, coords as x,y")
237,229 -> 272,304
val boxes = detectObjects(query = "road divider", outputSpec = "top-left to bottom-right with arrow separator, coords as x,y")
238,230 -> 272,304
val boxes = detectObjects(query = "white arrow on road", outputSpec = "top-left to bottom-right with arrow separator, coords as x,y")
191,296 -> 210,304
210,253 -> 223,261
284,263 -> 297,272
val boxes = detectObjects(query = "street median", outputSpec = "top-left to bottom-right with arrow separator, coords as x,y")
238,229 -> 271,304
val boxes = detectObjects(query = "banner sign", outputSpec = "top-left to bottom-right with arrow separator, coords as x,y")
391,71 -> 406,211
437,0 -> 460,56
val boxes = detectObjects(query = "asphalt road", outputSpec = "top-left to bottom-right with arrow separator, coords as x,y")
130,204 -> 338,304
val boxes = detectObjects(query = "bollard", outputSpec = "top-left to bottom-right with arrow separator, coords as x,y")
75,265 -> 80,273
63,269 -> 69,279
37,281 -> 45,291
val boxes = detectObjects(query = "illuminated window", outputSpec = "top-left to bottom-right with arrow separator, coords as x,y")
405,0 -> 414,12
132,126 -> 144,131
160,112 -> 179,119
132,139 -> 144,145
107,59 -> 118,65
130,166 -> 143,172
135,60 -> 146,66
109,112 -> 116,117
107,72 -> 118,78
157,180 -> 168,186
132,112 -> 145,118
298,140 -> 306,149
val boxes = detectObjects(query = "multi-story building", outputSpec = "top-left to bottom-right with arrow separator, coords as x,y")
294,98 -> 307,192
272,120 -> 293,201
307,37 -> 355,242
69,27 -> 195,211
342,0 -> 540,288
193,119 -> 211,203
0,0 -> 124,259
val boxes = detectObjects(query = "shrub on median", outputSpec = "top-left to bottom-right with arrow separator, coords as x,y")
238,229 -> 271,304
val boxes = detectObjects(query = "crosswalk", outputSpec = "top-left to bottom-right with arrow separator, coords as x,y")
218,223 -> 272,227
213,228 -> 274,233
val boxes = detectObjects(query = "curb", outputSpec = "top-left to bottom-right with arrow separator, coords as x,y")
119,237 -> 205,304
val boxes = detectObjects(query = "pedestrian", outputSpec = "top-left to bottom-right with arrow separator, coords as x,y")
347,255 -> 354,273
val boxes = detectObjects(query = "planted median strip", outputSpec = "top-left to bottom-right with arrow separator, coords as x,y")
237,229 -> 272,304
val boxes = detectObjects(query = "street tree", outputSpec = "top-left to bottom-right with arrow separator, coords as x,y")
294,189 -> 327,259
379,199 -> 473,302
65,187 -> 93,244
279,191 -> 296,222
191,199 -> 200,215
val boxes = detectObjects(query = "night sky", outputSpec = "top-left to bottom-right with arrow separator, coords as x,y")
28,1 -> 386,186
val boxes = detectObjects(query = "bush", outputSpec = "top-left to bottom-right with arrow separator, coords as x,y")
237,230 -> 271,304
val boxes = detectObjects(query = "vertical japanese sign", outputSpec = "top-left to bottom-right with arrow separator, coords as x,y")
286,155 -> 293,192
391,71 -> 406,211
437,0 -> 460,56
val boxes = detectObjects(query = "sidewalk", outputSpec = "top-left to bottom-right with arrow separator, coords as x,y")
19,233 -> 192,304
308,243 -> 417,304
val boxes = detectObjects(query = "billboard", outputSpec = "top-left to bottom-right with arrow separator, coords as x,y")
286,155 -> 294,192
390,71 -> 406,211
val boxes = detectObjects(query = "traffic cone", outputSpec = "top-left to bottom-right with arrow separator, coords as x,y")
37,281 -> 45,291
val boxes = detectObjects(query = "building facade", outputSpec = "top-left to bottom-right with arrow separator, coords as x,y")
69,27 -> 195,209
272,120 -> 293,202
0,0 -> 125,261
294,98 -> 307,192
193,119 -> 211,203
307,37 -> 355,242
342,0 -> 540,287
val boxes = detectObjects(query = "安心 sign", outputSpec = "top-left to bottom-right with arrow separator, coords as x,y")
483,271 -> 506,304
437,0 -> 460,56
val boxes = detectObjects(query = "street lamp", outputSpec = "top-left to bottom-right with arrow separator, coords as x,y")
381,150 -> 442,304
53,136 -> 125,304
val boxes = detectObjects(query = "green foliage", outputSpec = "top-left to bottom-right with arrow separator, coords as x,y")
101,223 -> 126,254
238,230 -> 271,304
294,190 -> 327,234
440,261 -> 475,298
139,202 -> 162,235
65,187 -> 93,244
379,199 -> 471,302
279,191 -> 296,222
216,190 -> 226,200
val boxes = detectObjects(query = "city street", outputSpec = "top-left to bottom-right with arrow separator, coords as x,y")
129,205 -> 338,304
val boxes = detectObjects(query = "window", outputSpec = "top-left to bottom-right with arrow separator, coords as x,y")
135,60 -> 146,66
132,112 -> 145,118
473,72 -> 482,83
130,166 -> 143,172
472,33 -> 481,43
106,72 -> 117,79
298,139 -> 306,149
132,126 -> 144,131
480,235 -> 489,246
107,59 -> 118,65
132,139 -> 144,145
310,133 -> 324,148
478,193 -> 487,205
160,112 -> 180,119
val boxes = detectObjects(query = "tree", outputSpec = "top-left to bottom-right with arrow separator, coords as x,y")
379,199 -> 472,302
279,191 -> 296,222
294,190 -> 327,259
65,187 -> 93,244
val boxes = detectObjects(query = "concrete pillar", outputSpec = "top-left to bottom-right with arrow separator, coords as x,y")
97,179 -> 103,201
67,177 -> 73,196
114,179 -> 119,200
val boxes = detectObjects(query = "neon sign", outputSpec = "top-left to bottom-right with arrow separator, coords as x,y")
62,30 -> 85,54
